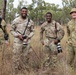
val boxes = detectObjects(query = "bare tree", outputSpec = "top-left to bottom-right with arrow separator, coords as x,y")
3,0 -> 7,20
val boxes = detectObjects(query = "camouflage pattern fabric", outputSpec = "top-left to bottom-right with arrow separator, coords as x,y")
67,19 -> 76,67
40,20 -> 64,67
11,16 -> 34,75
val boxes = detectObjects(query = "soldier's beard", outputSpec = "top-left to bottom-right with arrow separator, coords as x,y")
21,14 -> 27,19
21,16 -> 27,19
47,19 -> 52,23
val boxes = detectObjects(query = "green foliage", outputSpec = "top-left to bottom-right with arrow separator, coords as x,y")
0,0 -> 3,9
2,0 -> 76,24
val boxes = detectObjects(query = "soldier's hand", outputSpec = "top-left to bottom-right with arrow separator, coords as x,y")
54,39 -> 59,44
5,41 -> 9,46
18,35 -> 23,40
41,41 -> 44,45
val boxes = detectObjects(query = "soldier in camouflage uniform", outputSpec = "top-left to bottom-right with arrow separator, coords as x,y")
0,10 -> 9,45
67,8 -> 76,68
40,12 -> 64,67
10,7 -> 34,75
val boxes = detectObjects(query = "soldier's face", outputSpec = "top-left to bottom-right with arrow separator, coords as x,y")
46,14 -> 52,22
21,9 -> 28,19
71,12 -> 76,19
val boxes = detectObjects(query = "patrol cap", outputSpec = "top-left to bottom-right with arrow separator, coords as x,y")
70,8 -> 76,14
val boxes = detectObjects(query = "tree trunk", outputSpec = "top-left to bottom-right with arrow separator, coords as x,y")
3,0 -> 7,20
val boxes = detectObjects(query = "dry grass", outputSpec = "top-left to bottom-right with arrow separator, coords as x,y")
0,25 -> 76,75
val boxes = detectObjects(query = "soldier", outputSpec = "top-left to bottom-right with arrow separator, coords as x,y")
10,7 -> 34,75
0,10 -> 9,45
67,7 -> 76,67
40,12 -> 64,67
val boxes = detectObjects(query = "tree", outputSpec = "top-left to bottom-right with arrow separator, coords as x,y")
3,0 -> 7,19
61,0 -> 76,24
6,0 -> 15,22
0,0 -> 3,9
62,0 -> 76,7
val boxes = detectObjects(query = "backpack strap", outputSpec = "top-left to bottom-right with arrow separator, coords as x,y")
55,22 -> 57,39
17,18 -> 30,35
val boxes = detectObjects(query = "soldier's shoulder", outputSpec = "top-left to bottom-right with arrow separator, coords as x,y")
52,20 -> 61,26
41,21 -> 47,27
52,20 -> 56,24
52,20 -> 60,25
68,20 -> 73,25
12,16 -> 20,24
13,16 -> 20,22
67,20 -> 74,27
29,19 -> 34,23
28,18 -> 34,26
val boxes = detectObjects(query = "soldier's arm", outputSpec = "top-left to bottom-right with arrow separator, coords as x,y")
56,23 -> 65,40
10,20 -> 19,37
40,25 -> 45,42
27,21 -> 34,39
67,23 -> 70,36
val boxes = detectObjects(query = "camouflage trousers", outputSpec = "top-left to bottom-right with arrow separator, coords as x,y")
67,44 -> 76,68
12,42 -> 32,75
43,41 -> 58,67
42,40 -> 64,75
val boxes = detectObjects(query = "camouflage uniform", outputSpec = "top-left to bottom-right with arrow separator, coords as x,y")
67,19 -> 76,67
40,20 -> 64,67
66,8 -> 76,68
11,16 -> 34,75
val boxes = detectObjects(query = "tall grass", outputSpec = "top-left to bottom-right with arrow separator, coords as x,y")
0,25 -> 76,75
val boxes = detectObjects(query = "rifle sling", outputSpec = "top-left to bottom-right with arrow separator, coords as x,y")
22,18 -> 30,35
17,18 -> 30,35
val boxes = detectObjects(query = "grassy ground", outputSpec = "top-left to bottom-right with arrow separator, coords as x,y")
0,24 -> 76,75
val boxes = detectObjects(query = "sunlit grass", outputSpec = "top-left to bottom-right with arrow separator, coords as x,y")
0,25 -> 76,75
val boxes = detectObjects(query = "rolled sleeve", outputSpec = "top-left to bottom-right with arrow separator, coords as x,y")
56,23 -> 64,40
10,20 -> 19,37
40,25 -> 45,42
28,21 -> 35,38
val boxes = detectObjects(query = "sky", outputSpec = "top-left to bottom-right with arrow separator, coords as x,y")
14,0 -> 63,8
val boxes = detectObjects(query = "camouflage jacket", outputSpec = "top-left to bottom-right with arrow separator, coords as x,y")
67,19 -> 76,46
11,16 -> 34,44
40,20 -> 64,43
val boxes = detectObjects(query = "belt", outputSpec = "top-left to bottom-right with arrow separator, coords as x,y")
47,37 -> 56,39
